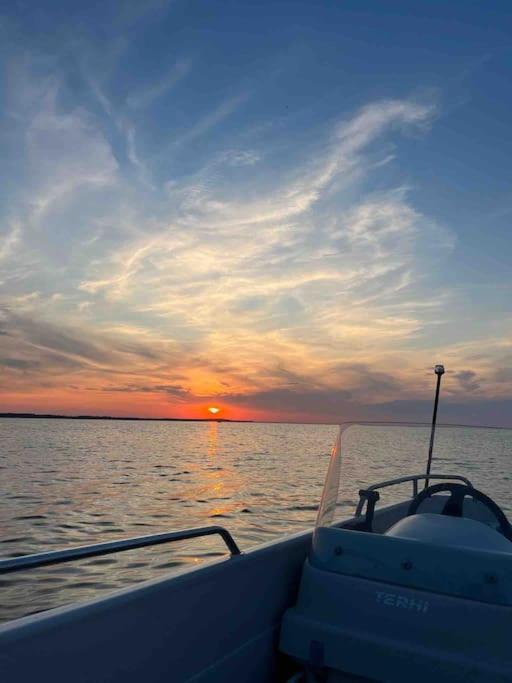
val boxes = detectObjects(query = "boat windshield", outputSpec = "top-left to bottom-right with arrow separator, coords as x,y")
315,422 -> 511,529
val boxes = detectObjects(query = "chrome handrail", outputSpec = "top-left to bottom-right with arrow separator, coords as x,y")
355,473 -> 473,516
0,525 -> 241,575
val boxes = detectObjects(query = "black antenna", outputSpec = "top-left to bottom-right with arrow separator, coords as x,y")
425,364 -> 445,489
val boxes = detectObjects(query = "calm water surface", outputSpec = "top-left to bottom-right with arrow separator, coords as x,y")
1,419 -> 510,623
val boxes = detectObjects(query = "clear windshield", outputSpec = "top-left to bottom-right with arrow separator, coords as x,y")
316,422 -> 512,528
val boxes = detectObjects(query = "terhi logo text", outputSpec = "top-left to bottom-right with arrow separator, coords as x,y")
376,591 -> 429,613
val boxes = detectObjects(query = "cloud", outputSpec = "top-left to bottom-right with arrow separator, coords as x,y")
104,383 -> 191,399
454,369 -> 480,393
126,59 -> 192,110
221,149 -> 262,167
335,99 -> 434,153
0,357 -> 42,370
161,92 -> 249,152
0,222 -> 21,262
0,53 -> 509,422
1,91 -> 442,386
494,367 -> 512,383
0,310 -> 165,378
25,84 -> 118,201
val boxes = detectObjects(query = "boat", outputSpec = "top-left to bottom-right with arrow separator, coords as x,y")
1,367 -> 511,681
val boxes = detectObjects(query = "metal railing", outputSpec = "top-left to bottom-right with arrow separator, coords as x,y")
0,525 -> 241,575
355,473 -> 473,516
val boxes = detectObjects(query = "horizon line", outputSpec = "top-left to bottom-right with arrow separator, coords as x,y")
1,412 -> 511,430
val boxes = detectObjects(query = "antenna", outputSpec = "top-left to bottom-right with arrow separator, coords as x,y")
424,364 -> 445,489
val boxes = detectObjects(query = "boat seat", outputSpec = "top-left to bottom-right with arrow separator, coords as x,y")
311,524 -> 512,605
386,513 -> 512,552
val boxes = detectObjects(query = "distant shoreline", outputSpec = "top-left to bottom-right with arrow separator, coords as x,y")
0,413 -> 510,429
0,412 -> 248,423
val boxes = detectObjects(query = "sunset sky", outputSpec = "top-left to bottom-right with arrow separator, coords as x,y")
1,1 -> 511,425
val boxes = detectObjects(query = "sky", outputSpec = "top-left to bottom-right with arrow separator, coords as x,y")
0,1 -> 511,425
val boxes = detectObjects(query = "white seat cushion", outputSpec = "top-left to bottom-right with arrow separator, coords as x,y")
386,513 -> 512,553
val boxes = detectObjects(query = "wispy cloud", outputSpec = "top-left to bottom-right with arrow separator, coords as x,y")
162,92 -> 249,152
126,59 -> 192,110
0,222 -> 21,262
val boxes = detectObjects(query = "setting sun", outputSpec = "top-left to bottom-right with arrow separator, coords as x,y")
208,406 -> 221,415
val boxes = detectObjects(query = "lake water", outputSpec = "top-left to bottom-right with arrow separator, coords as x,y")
1,418 -> 510,623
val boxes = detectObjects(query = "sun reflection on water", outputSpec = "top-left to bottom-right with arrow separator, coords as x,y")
207,421 -> 218,459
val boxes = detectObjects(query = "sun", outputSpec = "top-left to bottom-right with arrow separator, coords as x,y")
208,406 -> 221,415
